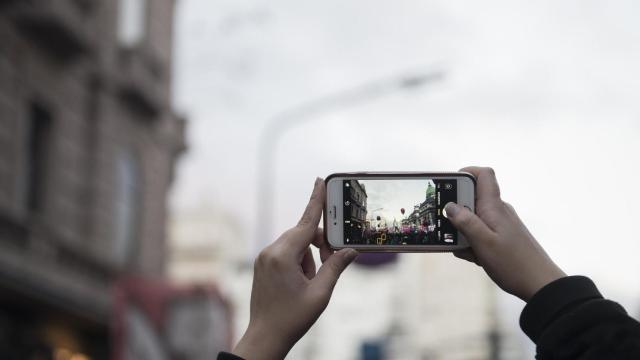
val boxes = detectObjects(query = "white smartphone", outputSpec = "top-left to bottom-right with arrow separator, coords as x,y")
325,172 -> 475,252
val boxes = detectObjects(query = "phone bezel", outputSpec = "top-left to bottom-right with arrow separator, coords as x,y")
324,172 -> 476,252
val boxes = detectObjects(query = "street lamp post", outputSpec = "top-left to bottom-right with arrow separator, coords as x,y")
254,70 -> 445,256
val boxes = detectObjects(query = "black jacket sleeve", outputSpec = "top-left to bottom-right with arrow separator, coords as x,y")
520,275 -> 640,359
217,352 -> 245,360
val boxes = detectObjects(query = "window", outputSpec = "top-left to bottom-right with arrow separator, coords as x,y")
24,103 -> 52,214
117,0 -> 147,47
113,148 -> 140,264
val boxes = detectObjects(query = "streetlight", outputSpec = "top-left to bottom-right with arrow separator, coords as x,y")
254,70 -> 445,255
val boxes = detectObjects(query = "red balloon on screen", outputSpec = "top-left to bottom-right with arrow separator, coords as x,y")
400,208 -> 405,215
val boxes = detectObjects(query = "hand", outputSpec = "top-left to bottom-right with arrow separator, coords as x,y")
445,167 -> 566,301
232,178 -> 358,360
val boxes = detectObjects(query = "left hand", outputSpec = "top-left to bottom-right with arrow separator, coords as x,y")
232,178 -> 359,360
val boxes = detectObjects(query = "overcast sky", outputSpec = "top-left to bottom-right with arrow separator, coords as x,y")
171,0 -> 640,355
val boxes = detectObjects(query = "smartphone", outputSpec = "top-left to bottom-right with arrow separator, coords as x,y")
325,172 -> 475,252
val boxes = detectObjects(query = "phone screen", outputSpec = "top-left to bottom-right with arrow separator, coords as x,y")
342,179 -> 458,246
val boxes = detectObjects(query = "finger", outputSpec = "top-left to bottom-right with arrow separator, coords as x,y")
453,249 -> 479,265
312,249 -> 358,293
298,178 -> 325,231
312,227 -> 334,263
297,178 -> 325,230
301,247 -> 316,279
444,202 -> 495,247
459,166 -> 501,204
284,178 -> 326,253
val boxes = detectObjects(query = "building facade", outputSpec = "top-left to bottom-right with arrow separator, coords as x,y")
402,182 -> 436,230
418,181 -> 436,227
0,0 -> 185,358
344,180 -> 367,243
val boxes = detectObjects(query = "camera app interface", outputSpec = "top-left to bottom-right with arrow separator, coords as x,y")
342,179 -> 457,245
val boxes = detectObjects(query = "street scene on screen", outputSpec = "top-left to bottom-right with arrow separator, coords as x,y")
342,179 -> 457,245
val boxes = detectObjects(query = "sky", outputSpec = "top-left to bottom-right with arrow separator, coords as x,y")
357,179 -> 435,224
171,0 -> 640,356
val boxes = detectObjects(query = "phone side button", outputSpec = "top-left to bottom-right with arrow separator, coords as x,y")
332,206 -> 337,219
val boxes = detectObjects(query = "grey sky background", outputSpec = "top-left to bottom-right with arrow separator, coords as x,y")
171,0 -> 640,354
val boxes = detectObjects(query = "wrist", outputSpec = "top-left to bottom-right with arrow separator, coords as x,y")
233,322 -> 292,360
520,276 -> 602,342
523,266 -> 566,301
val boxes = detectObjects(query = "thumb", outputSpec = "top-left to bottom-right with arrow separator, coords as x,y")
312,249 -> 358,293
444,202 -> 494,245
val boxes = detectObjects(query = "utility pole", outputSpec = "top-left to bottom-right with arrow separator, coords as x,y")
254,70 -> 445,256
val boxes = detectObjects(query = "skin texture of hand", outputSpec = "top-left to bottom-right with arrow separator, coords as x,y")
446,166 -> 566,302
232,178 -> 358,360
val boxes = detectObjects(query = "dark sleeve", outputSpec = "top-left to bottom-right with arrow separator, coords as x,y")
520,276 -> 640,359
217,352 -> 245,360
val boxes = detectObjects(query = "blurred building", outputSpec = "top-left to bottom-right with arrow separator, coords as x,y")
297,254 -> 504,360
113,277 -> 232,360
0,0 -> 185,358
168,204 -> 246,285
168,204 -> 250,350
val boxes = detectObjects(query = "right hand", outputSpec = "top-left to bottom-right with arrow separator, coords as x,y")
445,166 -> 566,301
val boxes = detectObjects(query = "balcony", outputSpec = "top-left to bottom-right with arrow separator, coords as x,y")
7,0 -> 93,61
117,45 -> 165,117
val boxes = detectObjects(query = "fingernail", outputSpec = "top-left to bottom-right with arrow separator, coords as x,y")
344,249 -> 358,262
444,202 -> 461,218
